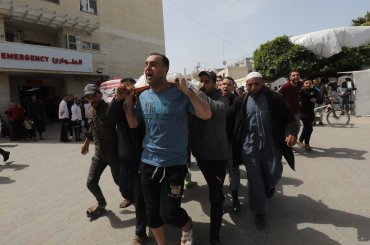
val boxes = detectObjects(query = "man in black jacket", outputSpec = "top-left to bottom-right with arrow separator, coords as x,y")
228,72 -> 298,229
109,78 -> 148,244
190,71 -> 229,244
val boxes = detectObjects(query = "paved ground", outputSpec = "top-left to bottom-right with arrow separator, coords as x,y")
0,116 -> 370,245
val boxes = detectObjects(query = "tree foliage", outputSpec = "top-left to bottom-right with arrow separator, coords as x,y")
253,36 -> 370,81
351,11 -> 370,26
253,36 -> 319,80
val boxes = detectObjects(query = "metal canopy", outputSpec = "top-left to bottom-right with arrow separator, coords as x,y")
0,0 -> 99,34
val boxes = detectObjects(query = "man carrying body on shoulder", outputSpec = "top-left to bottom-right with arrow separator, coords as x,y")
229,72 -> 298,229
109,77 -> 147,245
221,76 -> 241,213
189,71 -> 228,244
124,53 -> 212,245
81,84 -> 130,218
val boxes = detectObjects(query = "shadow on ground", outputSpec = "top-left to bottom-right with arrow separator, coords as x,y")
183,176 -> 370,244
298,147 -> 368,160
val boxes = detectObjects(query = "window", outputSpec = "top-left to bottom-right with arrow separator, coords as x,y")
66,34 -> 80,50
82,41 -> 91,50
80,0 -> 98,15
91,43 -> 100,51
45,0 -> 59,3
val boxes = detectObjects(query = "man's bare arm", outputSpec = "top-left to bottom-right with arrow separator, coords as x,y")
177,78 -> 212,120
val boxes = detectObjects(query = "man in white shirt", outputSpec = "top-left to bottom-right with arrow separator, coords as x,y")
59,95 -> 70,142
71,98 -> 83,141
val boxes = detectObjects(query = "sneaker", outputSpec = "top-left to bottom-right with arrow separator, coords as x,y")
296,141 -> 304,148
184,172 -> 192,189
3,151 -> 10,162
318,121 -> 325,125
304,144 -> 313,151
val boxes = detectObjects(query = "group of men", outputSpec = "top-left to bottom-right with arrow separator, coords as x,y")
79,53 -> 299,245
58,94 -> 91,142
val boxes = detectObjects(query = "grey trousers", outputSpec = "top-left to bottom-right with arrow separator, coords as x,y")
86,153 -> 121,205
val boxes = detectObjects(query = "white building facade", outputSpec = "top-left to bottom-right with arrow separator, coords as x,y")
0,0 -> 165,118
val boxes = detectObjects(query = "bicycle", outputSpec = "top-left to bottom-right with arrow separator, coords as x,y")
314,96 -> 350,127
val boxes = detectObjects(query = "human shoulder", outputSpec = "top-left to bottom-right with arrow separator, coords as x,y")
279,82 -> 291,91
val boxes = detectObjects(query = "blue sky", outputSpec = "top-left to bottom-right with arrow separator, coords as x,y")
163,0 -> 369,74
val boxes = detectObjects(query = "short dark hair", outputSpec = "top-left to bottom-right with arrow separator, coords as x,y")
289,70 -> 300,77
216,75 -> 223,80
120,77 -> 136,84
149,52 -> 169,69
224,76 -> 235,85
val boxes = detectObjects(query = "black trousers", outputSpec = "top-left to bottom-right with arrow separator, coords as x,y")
197,159 -> 226,242
120,160 -> 147,237
0,147 -> 7,156
300,113 -> 314,145
141,163 -> 189,228
86,153 -> 121,206
60,118 -> 69,141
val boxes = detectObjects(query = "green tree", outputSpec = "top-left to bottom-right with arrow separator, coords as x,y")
253,36 -> 370,81
253,36 -> 319,81
351,11 -> 370,26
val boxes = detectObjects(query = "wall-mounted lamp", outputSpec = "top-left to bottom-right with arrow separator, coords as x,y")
96,67 -> 103,74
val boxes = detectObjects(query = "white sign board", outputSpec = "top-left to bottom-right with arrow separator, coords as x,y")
0,42 -> 93,72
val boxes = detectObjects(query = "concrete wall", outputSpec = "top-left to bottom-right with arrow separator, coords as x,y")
1,0 -> 165,77
353,70 -> 370,116
0,73 -> 10,115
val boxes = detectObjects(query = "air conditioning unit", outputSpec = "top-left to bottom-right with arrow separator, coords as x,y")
66,34 -> 80,50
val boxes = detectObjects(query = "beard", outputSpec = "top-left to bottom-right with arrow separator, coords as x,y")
249,89 -> 262,100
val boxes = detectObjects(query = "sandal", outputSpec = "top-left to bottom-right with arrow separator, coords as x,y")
181,227 -> 193,245
86,203 -> 106,217
132,235 -> 147,245
119,199 -> 133,208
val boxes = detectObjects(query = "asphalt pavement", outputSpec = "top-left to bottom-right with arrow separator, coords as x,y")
1,117 -> 369,245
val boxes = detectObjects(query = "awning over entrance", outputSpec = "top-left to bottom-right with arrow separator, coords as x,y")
0,0 -> 99,34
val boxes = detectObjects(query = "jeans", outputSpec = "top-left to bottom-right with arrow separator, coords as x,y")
60,118 -> 69,141
197,159 -> 226,242
86,153 -> 121,206
141,163 -> 189,228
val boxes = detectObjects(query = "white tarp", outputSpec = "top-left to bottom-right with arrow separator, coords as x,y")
289,26 -> 370,58
100,79 -> 121,102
